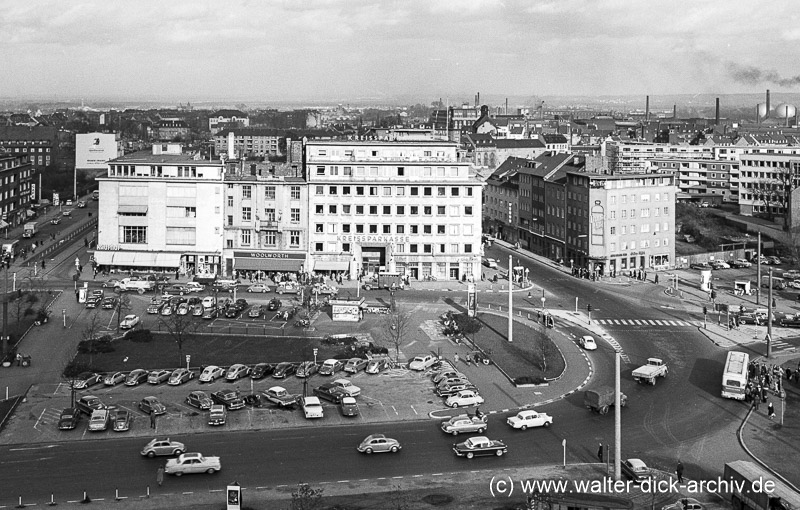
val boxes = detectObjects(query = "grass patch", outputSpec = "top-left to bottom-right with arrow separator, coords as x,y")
468,313 -> 564,381
72,332 -> 360,373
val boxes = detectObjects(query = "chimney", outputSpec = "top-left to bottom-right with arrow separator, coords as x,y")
646,95 -> 650,121
477,92 -> 480,106
756,105 -> 760,124
766,89 -> 771,119
673,104 -> 677,119
715,98 -> 720,125
227,131 -> 235,160
505,98 -> 508,115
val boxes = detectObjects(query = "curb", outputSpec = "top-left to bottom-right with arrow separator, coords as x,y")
737,401 -> 800,494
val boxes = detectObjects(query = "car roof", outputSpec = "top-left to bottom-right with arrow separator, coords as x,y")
267,386 -> 286,392
303,396 -> 321,404
626,458 -> 647,469
364,433 -> 385,441
341,397 -> 357,404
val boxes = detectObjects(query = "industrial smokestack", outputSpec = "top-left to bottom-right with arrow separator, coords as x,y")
673,104 -> 677,119
766,89 -> 771,119
645,96 -> 650,121
476,92 -> 480,106
715,98 -> 720,125
756,105 -> 760,124
505,98 -> 508,115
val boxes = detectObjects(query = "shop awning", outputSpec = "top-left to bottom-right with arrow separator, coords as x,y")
154,253 -> 182,267
118,205 -> 148,214
26,209 -> 36,217
111,252 -> 140,266
235,257 -> 303,272
93,252 -> 181,267
313,260 -> 350,271
92,251 -> 116,265
0,220 -> 8,229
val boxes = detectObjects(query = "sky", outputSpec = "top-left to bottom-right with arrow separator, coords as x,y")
1,0 -> 799,102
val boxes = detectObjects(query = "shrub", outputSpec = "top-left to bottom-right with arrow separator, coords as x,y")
126,329 -> 153,343
77,338 -> 115,354
514,375 -> 546,385
63,360 -> 102,378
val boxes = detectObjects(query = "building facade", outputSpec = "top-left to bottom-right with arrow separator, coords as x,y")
94,144 -> 225,275
483,157 -> 524,244
209,110 -> 249,135
0,126 -> 58,171
222,164 -> 309,277
156,118 -> 190,141
213,128 -> 284,159
649,158 -> 737,204
305,140 -> 483,280
603,139 -> 713,174
737,152 -> 800,225
0,153 -> 35,230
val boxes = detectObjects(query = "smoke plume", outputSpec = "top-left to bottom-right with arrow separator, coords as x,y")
727,62 -> 800,87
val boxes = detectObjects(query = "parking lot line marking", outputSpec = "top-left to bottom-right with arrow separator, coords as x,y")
410,405 -> 418,415
209,489 -> 223,493
412,474 -> 423,478
182,492 -> 193,495
276,485 -> 287,488
33,408 -> 46,431
393,476 -> 403,479
338,480 -> 350,483
432,473 -> 443,476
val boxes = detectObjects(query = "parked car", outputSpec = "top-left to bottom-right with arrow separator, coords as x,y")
732,259 -> 752,268
176,302 -> 190,315
168,368 -> 195,385
211,389 -> 246,410
140,438 -> 185,457
85,296 -> 101,308
300,396 -> 324,419
409,354 -> 437,371
202,307 -> 219,320
119,314 -> 140,329
247,283 -> 271,293
123,369 -> 146,386
331,378 -> 361,397
769,256 -> 782,265
276,282 -> 301,294
250,363 -> 275,379
482,258 -> 498,269
112,409 -> 131,432
148,369 -> 172,385
296,361 -> 319,378
88,409 -> 110,431
272,362 -> 296,378
621,458 -> 650,482
313,383 -> 348,403
343,357 -> 368,373
433,369 -> 463,384
147,301 -> 166,314
319,359 -> 344,376
201,296 -> 217,309
161,303 -> 175,316
262,386 -> 299,408
186,390 -> 214,410
690,262 -> 711,270
357,434 -> 401,454
365,358 -> 389,374
224,306 -> 239,318
441,414 -> 488,435
139,396 -> 167,415
208,405 -> 227,426
192,304 -> 204,316
185,282 -> 204,293
165,452 -> 221,476
506,410 -> 553,430
332,395 -> 358,417
103,371 -> 126,386
437,382 -> 476,397
267,298 -> 282,311
780,315 -> 800,328
248,304 -> 264,318
445,390 -> 485,408
199,365 -> 225,383
710,261 -> 730,269
225,364 -> 251,381
76,395 -> 106,415
101,297 -> 117,309
578,335 -> 597,351
783,270 -> 800,279
58,407 -> 81,430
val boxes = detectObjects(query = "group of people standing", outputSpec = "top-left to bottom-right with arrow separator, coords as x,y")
745,360 -> 790,420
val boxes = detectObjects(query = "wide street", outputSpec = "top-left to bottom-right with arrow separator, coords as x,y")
0,222 -> 786,507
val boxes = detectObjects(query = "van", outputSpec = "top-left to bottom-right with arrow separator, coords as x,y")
760,276 -> 786,289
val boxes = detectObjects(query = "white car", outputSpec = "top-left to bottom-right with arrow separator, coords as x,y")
578,335 -> 597,351
483,258 -> 498,269
790,280 -> 800,290
201,296 -> 217,309
199,365 -> 225,383
119,314 -> 140,329
225,364 -> 250,381
185,282 -> 204,293
506,409 -> 553,430
661,498 -> 706,510
165,452 -> 221,476
301,396 -> 324,419
331,378 -> 361,397
734,258 -> 752,268
88,409 -> 110,431
445,390 -> 484,408
408,354 -> 437,371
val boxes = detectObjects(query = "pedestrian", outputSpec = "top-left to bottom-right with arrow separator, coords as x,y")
773,298 -> 777,308
175,270 -> 179,280
767,401 -> 775,420
753,394 -> 760,411
156,466 -> 164,487
761,386 -> 768,403
41,259 -> 45,270
75,290 -> 79,302
597,443 -> 603,462
676,461 -> 684,483
787,367 -> 793,382
150,411 -> 156,429
654,274 -> 659,285
454,353 -> 459,364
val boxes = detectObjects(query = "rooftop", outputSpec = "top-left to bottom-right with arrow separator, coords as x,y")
111,150 -> 223,165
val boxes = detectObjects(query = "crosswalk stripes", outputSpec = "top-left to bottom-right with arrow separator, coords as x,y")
595,318 -> 697,327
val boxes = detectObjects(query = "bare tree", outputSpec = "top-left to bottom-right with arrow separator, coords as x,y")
115,292 -> 132,333
289,482 -> 323,510
380,306 -> 413,362
537,328 -> 556,374
81,311 -> 105,367
157,309 -> 198,368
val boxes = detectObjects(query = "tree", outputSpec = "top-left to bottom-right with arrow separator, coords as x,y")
115,292 -> 132,333
380,306 -> 413,362
537,328 -> 556,374
289,482 -> 323,510
157,308 -> 198,367
81,311 -> 106,367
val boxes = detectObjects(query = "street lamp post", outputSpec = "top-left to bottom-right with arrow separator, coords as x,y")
540,296 -> 546,313
313,348 -> 318,366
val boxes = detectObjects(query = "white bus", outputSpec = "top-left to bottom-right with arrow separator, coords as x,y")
721,351 -> 749,400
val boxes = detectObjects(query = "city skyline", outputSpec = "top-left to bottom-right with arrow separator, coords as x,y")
2,0 -> 800,102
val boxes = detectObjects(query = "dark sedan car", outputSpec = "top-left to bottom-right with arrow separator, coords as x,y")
233,298 -> 248,312
211,389 -> 246,410
101,297 -> 117,309
202,307 -> 219,320
251,363 -> 275,380
243,393 -> 269,407
58,407 -> 80,430
313,383 -> 348,404
272,362 -> 296,379
74,372 -> 103,389
267,298 -> 282,311
224,306 -> 239,318
690,262 -> 711,270
780,315 -> 800,328
85,296 -> 101,308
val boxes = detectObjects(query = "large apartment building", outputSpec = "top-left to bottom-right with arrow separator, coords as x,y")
0,126 -> 58,172
94,144 -> 225,275
305,140 -> 483,280
649,158 -> 738,204
0,153 -> 35,230
603,139 -> 713,173
737,151 -> 800,225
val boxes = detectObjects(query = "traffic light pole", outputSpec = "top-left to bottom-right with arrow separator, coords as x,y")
587,303 -> 592,324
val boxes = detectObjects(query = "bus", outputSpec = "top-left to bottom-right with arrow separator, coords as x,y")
721,351 -> 749,400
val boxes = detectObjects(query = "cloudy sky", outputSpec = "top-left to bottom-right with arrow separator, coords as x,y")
1,0 -> 798,102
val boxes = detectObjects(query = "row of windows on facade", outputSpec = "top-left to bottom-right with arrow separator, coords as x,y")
312,223 -> 476,236
7,146 -> 51,152
311,204 -> 474,217
741,160 -> 800,169
610,239 -> 670,251
110,166 -> 202,178
230,185 -> 302,201
608,223 -> 670,235
311,185 -> 473,198
314,166 -> 465,178
607,207 -> 670,219
312,242 -> 473,255
313,149 -> 447,158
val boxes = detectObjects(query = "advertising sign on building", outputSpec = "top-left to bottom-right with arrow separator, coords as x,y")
467,283 -> 477,317
75,133 -> 121,170
226,483 -> 241,510
53,193 -> 60,206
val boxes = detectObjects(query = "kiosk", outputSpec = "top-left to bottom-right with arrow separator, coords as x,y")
330,298 -> 365,322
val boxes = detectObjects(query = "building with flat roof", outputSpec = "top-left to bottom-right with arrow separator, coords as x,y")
94,143 -> 225,275
0,153 -> 35,231
0,125 -> 58,172
305,139 -> 483,280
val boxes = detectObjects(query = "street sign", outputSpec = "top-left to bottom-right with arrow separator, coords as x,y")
467,283 -> 477,317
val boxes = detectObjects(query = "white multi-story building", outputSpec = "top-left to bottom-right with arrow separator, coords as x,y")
305,140 -> 484,280
94,144 -> 225,275
603,139 -> 713,173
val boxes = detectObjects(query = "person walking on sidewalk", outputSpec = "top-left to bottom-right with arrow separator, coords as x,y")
150,411 -> 156,429
156,466 -> 164,487
597,443 -> 603,462
768,401 -> 775,420
676,461 -> 684,483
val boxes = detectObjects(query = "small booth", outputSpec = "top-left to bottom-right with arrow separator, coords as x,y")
330,297 -> 365,322
734,280 -> 755,296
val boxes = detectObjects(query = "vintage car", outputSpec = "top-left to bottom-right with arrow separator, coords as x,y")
409,354 -> 437,371
58,407 -> 81,430
101,297 -> 117,309
275,282 -> 301,294
164,452 -> 221,476
357,434 -> 401,454
506,410 -> 553,430
88,409 -> 110,431
331,378 -> 361,397
140,438 -> 185,457
208,405 -> 227,426
300,396 -> 324,419
343,358 -> 368,374
225,364 -> 251,381
262,386 -> 299,408
452,436 -> 508,458
199,365 -> 225,383
211,389 -> 246,410
440,414 -> 488,436
295,361 -> 319,378
445,390 -> 485,408
112,409 -> 132,432
168,368 -> 195,385
340,397 -> 359,417
313,283 -> 338,295
313,383 -> 348,403
318,359 -> 344,376
186,390 -> 214,410
365,357 -> 389,374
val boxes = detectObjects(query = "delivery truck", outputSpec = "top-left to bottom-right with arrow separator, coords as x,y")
22,222 -> 37,238
1,240 -> 19,260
